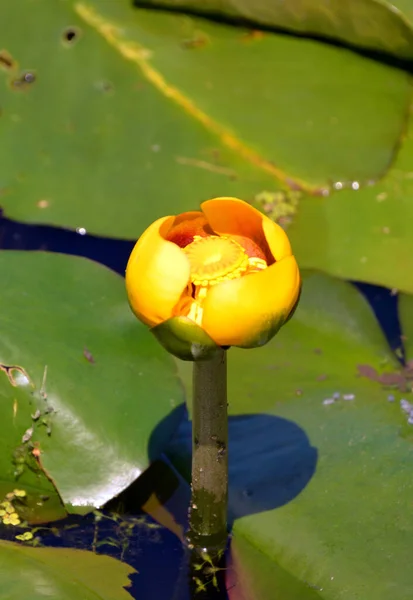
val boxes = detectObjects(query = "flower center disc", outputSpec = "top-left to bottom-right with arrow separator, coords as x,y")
183,235 -> 248,286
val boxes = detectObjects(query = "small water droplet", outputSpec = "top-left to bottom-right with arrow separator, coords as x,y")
343,394 -> 355,401
76,227 -> 87,235
192,503 -> 198,510
323,398 -> 335,405
351,181 -> 360,190
24,72 -> 35,83
14,372 -> 30,387
333,181 -> 343,190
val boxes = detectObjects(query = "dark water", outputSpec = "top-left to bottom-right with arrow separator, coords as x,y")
0,211 -> 402,599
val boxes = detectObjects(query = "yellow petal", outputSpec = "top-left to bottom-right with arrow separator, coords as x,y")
262,215 -> 292,261
201,255 -> 300,347
169,210 -> 204,227
201,197 -> 291,261
126,216 -> 190,327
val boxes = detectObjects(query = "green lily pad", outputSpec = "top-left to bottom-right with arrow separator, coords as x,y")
0,252 -> 183,517
1,0 -> 411,236
0,0 -> 278,238
228,533 -> 321,600
174,272 -> 413,599
287,114 -> 413,294
0,540 -> 134,600
75,1 -> 412,188
134,0 -> 413,60
3,0 -> 413,294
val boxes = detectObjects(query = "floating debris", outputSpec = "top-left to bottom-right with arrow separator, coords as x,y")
15,531 -> 33,542
21,427 -> 33,443
399,399 -> 413,425
31,409 -> 41,421
323,392 -> 355,405
254,190 -> 301,228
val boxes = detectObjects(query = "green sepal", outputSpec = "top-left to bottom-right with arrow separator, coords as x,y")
151,317 -> 221,361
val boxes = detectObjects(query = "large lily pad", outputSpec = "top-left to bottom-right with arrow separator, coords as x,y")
0,1 -> 411,232
0,540 -> 134,600
76,1 -> 411,188
0,0 -> 277,239
0,252 -> 183,516
172,272 -> 413,599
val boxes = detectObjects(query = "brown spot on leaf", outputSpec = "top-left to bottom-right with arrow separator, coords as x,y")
181,33 -> 209,49
62,27 -> 82,46
0,50 -> 15,71
378,372 -> 406,387
32,446 -> 41,459
241,30 -> 265,42
37,199 -> 49,209
83,347 -> 95,364
357,364 -> 379,381
9,71 -> 36,92
358,363 -> 410,392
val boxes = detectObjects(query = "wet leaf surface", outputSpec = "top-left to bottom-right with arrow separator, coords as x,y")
0,0 -> 410,243
287,113 -> 413,294
0,0 -> 278,238
171,272 -> 413,599
0,252 -> 183,516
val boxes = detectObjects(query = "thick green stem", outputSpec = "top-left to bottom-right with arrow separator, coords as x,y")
186,348 -> 228,552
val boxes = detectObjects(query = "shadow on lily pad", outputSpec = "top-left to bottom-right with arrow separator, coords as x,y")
149,406 -> 318,528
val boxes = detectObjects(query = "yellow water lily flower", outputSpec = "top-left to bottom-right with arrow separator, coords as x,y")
126,197 -> 300,360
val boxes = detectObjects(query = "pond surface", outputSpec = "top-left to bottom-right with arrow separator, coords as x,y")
0,212 -> 402,600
